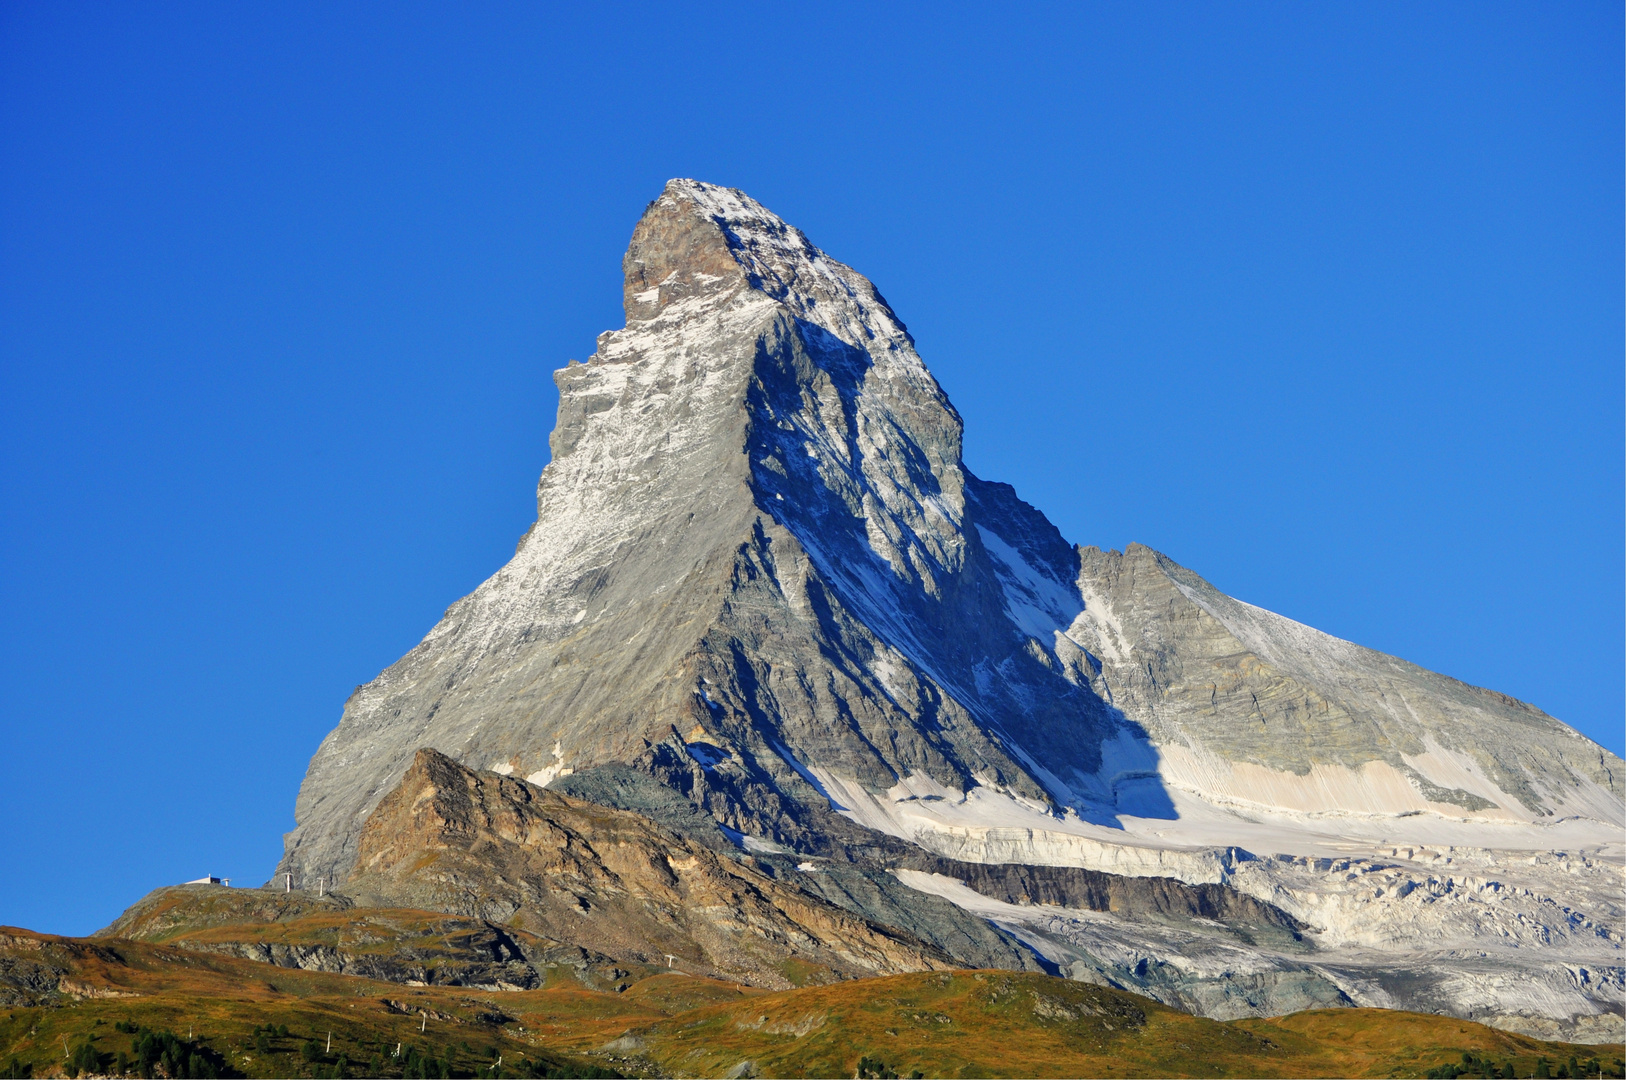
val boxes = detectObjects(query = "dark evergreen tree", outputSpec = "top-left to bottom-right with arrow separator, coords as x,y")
65,1040 -> 103,1079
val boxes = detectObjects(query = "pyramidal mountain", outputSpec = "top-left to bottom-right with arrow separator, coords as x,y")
279,180 -> 1623,1039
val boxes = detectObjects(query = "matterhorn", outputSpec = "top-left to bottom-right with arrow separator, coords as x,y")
279,180 -> 1623,1040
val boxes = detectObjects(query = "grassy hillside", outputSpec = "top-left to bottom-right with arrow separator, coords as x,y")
98,885 -> 647,993
2,926 -> 1619,1079
541,970 -> 1621,1080
0,926 -> 641,1078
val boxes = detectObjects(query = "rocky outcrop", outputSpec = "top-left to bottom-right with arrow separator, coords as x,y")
102,884 -> 637,991
0,930 -> 133,1006
894,855 -> 1307,946
344,749 -> 957,988
102,882 -> 356,939
553,763 -> 1047,973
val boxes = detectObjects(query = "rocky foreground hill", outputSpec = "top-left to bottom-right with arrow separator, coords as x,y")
272,180 -> 1622,1042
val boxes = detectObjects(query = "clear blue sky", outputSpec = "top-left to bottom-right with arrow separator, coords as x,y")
2,3 -> 1620,936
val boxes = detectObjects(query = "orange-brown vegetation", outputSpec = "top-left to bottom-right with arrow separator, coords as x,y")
570,970 -> 1619,1079
3,924 -> 1618,1079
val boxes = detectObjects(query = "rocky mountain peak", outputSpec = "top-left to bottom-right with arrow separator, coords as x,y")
278,180 -> 1622,1041
564,178 -> 974,596
619,181 -> 747,323
620,180 -> 915,355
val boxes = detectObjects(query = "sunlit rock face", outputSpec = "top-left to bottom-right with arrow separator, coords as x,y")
280,179 -> 1624,1039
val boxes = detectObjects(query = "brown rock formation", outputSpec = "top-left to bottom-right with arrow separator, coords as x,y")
346,749 -> 957,989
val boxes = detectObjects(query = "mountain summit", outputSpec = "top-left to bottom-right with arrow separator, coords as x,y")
281,180 -> 1623,1038
283,178 -> 1128,885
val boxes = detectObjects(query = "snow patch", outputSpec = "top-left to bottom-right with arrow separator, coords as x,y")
525,741 -> 575,788
718,824 -> 791,855
1154,743 -> 1526,822
974,525 -> 1081,643
684,741 -> 729,770
1070,578 -> 1128,666
1401,737 -> 1526,816
773,742 -> 850,812
872,647 -> 910,706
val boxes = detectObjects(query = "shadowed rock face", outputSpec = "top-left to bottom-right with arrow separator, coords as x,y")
276,179 -> 1624,1033
343,748 -> 957,989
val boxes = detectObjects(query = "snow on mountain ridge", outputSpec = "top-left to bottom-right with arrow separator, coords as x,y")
652,180 -> 918,354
